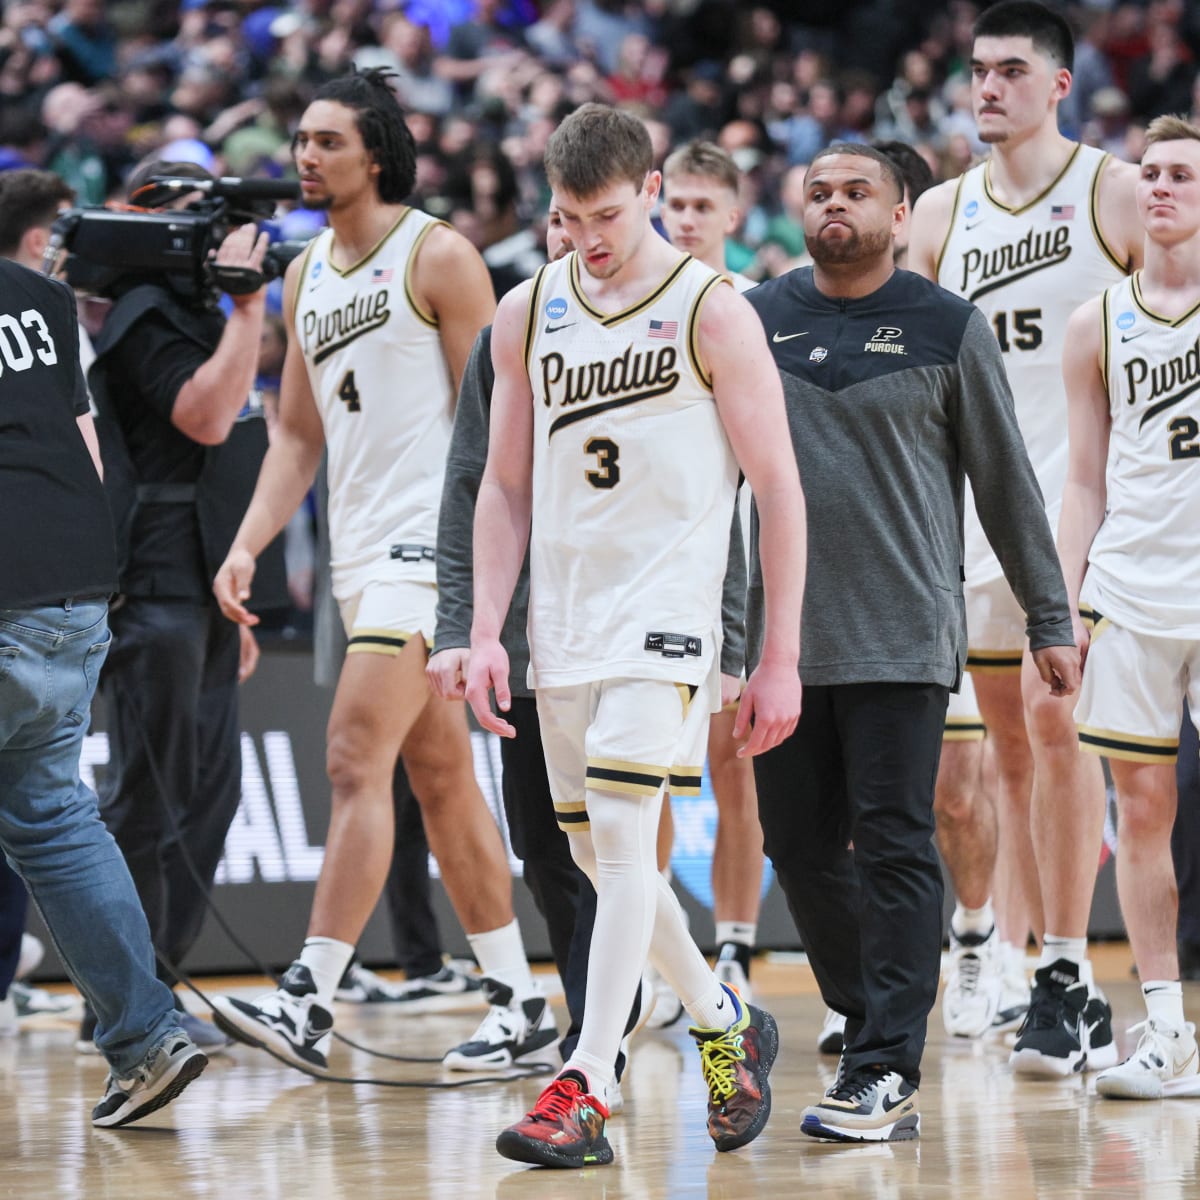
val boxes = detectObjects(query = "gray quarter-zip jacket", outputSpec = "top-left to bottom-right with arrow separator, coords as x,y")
744,267 -> 1073,687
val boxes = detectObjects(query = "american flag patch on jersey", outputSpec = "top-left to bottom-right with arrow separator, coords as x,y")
371,267 -> 394,283
648,319 -> 678,340
1050,205 -> 1075,220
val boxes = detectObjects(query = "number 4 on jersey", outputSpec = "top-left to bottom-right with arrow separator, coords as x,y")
338,370 -> 361,412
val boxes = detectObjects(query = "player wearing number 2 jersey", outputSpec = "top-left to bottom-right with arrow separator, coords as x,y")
208,69 -> 550,1076
1059,117 -> 1200,1102
908,0 -> 1142,1071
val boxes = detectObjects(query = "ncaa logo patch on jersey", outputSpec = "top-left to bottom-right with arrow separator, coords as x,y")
964,200 -> 979,219
311,260 -> 323,280
1116,311 -> 1136,331
545,297 -> 568,321
810,346 -> 828,363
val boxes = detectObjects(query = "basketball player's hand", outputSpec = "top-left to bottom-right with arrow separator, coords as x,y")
1071,608 -> 1092,672
719,673 -> 742,708
427,647 -> 470,700
238,625 -> 260,683
465,639 -> 516,737
213,546 -> 260,626
734,660 -> 802,757
1031,643 -> 1081,698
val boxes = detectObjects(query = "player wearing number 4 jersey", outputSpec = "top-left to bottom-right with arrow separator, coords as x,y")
470,103 -> 806,1170
908,1 -> 1142,1067
1059,117 -> 1200,1102
209,69 -> 549,1075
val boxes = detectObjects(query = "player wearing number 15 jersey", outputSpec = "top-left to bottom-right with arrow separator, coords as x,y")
209,69 -> 550,1077
907,0 -> 1142,1072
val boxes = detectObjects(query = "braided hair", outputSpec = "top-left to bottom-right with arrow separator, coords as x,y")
311,68 -> 417,203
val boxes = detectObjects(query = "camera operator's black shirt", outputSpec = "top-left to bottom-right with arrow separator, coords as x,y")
0,260 -> 117,607
103,303 -> 223,598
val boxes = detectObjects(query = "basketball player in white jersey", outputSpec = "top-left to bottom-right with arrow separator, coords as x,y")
207,70 -> 551,1075
908,0 -> 1142,1069
659,141 -> 764,1001
1059,116 -> 1200,1100
469,103 -> 806,1169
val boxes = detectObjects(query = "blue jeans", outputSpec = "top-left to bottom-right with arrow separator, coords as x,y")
0,599 -> 178,1074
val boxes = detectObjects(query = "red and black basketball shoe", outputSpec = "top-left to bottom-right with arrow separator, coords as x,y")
496,1070 -> 613,1169
690,985 -> 779,1151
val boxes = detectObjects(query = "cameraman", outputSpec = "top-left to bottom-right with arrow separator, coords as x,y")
83,160 -> 277,1051
0,168 -> 84,1031
0,248 -> 207,1125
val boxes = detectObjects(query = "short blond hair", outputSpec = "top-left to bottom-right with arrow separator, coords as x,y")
1145,115 -> 1200,147
662,141 -> 739,194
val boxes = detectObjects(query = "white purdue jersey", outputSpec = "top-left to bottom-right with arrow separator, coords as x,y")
294,210 -> 451,600
525,251 -> 737,689
938,144 -> 1128,585
1081,275 -> 1200,638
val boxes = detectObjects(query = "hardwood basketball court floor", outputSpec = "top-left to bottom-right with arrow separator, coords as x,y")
2,944 -> 1195,1199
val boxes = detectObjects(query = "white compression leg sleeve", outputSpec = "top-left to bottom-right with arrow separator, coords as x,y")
565,786 -> 730,1089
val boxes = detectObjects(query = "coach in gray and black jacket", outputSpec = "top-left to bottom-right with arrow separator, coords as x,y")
744,144 -> 1078,1143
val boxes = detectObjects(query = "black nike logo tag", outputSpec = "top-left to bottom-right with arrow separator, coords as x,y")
1120,331 -> 1147,342
545,322 -> 577,334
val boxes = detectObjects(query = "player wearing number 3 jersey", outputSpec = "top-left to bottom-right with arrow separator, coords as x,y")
209,69 -> 550,1076
469,103 -> 806,1170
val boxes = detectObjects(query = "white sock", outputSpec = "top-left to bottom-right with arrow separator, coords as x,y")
1143,980 -> 1186,1028
1001,941 -> 1026,973
715,921 -> 756,948
563,1053 -> 613,1095
467,920 -> 536,999
298,937 -> 355,1008
952,900 -> 994,939
1041,934 -> 1087,970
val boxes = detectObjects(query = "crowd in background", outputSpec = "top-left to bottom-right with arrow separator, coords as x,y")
3,0 -> 1200,277
2,0 -> 1199,618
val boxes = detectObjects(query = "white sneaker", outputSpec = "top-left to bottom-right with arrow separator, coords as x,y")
817,1008 -> 846,1055
942,926 -> 1003,1038
210,962 -> 334,1072
442,977 -> 558,1071
16,933 -> 44,979
713,944 -> 753,1005
10,981 -> 76,1018
0,993 -> 17,1038
993,945 -> 1030,1033
335,959 -> 483,1011
644,964 -> 684,1030
1096,1019 -> 1200,1100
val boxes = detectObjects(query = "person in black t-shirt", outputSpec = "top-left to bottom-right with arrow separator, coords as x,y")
0,255 -> 207,1126
83,161 -> 280,1053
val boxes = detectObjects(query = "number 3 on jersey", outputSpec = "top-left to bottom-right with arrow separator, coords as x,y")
338,370 -> 361,413
585,437 -> 620,489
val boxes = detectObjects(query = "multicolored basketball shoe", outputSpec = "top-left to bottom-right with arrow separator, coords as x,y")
690,984 -> 779,1151
495,1070 -> 613,1169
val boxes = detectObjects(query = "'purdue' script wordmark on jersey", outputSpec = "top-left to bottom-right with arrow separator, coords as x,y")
301,290 -> 391,366
959,225 -> 1071,303
540,343 -> 681,437
1123,336 -> 1200,428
